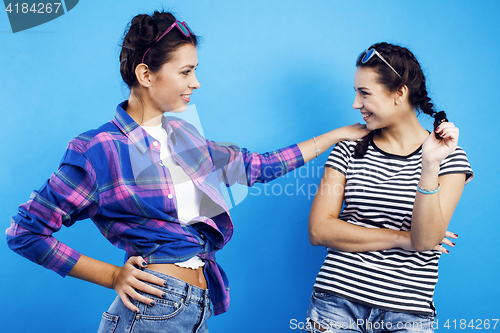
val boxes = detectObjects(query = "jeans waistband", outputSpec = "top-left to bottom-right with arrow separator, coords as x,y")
141,268 -> 210,306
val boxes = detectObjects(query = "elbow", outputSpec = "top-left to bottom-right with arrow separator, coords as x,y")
309,233 -> 321,247
308,224 -> 323,247
412,242 -> 435,252
411,237 -> 440,252
411,229 -> 447,252
6,220 -> 25,250
6,219 -> 37,255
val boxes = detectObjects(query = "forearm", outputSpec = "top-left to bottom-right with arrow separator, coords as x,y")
297,124 -> 368,163
298,130 -> 345,163
411,163 -> 447,251
68,254 -> 119,289
309,216 -> 412,252
68,254 -> 169,312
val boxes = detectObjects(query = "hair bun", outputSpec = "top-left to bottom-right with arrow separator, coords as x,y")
120,11 -> 198,89
126,14 -> 159,50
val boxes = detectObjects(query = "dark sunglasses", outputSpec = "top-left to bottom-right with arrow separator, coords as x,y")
362,48 -> 401,78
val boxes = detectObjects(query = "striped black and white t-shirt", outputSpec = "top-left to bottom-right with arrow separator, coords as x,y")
313,139 -> 473,316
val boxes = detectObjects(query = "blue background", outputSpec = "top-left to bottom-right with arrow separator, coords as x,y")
1,1 -> 498,331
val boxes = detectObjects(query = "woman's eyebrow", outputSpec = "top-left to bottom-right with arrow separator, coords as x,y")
355,86 -> 370,91
179,64 -> 198,70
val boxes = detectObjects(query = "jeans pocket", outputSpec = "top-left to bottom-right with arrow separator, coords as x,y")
97,312 -> 119,333
136,290 -> 186,320
131,295 -> 190,332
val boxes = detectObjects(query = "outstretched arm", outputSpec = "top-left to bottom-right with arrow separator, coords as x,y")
297,123 -> 369,163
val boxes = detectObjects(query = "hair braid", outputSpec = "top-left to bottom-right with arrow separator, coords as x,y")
353,130 -> 376,159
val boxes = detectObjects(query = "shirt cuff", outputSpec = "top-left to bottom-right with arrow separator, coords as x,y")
277,144 -> 305,173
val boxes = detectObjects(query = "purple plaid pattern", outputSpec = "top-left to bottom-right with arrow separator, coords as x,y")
6,101 -> 304,315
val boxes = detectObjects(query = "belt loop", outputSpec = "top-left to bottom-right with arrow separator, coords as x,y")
184,284 -> 192,306
204,289 -> 210,306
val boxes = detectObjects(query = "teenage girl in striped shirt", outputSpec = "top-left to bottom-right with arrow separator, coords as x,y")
306,43 -> 473,332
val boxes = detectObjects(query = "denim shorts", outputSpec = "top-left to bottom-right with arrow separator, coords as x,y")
97,268 -> 212,333
303,289 -> 435,333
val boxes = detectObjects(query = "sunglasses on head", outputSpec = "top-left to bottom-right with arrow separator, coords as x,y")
361,48 -> 401,78
141,20 -> 195,64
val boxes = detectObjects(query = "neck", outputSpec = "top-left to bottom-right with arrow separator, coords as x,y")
374,109 -> 429,154
126,91 -> 164,126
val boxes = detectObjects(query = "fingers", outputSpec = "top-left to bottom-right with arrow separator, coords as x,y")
114,256 -> 168,312
440,237 -> 456,248
117,289 -> 140,313
129,256 -> 168,291
432,243 -> 449,254
127,255 -> 148,269
433,231 -> 459,254
134,270 -> 169,298
435,122 -> 459,143
444,230 -> 458,239
353,122 -> 367,129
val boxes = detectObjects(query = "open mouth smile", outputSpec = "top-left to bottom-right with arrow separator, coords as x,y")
361,112 -> 373,120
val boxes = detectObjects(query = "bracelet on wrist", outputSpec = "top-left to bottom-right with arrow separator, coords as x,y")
417,183 -> 440,194
312,137 -> 319,159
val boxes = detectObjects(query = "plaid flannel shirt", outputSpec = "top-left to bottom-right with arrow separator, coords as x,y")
6,101 -> 304,315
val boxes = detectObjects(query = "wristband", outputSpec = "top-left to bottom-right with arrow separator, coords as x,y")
417,183 -> 440,194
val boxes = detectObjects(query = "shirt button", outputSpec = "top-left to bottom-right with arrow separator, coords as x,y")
152,141 -> 158,147
167,194 -> 173,199
159,162 -> 164,167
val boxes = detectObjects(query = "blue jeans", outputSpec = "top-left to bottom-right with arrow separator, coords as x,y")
97,268 -> 211,333
303,289 -> 435,333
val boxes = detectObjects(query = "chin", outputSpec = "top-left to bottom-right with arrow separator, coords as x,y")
166,105 -> 188,113
365,123 -> 376,131
365,121 -> 382,132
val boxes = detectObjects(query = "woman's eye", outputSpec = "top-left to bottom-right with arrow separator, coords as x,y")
182,70 -> 191,75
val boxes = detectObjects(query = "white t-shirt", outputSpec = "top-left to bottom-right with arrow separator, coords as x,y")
142,123 -> 204,269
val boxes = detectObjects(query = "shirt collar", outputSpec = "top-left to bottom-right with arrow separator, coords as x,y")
112,101 -> 155,154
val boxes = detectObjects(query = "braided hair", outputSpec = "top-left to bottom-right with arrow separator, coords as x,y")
353,42 -> 447,159
119,11 -> 198,89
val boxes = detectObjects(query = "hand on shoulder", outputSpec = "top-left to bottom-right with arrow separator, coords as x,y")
337,123 -> 370,142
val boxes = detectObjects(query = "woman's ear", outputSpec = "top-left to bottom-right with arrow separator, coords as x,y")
395,85 -> 409,105
135,63 -> 153,88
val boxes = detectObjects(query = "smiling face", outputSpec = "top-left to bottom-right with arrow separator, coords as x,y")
352,67 -> 399,130
149,44 -> 200,113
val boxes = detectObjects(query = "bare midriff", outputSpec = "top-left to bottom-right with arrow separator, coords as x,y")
148,263 -> 207,290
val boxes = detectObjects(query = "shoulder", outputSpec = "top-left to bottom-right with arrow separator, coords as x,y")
333,140 -> 358,155
67,121 -> 119,154
440,146 -> 471,166
327,140 -> 359,160
325,140 -> 359,174
439,146 -> 474,184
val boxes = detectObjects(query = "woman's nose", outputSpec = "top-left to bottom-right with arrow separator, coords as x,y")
352,94 -> 362,109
